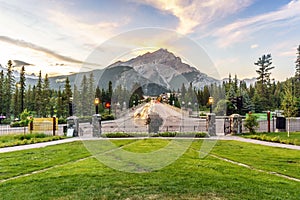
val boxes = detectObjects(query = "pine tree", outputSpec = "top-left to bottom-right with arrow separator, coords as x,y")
295,45 -> 300,97
13,84 -> 21,118
19,66 -> 26,112
254,54 -> 275,111
80,75 -> 89,116
35,71 -> 43,117
87,73 -> 95,115
56,89 -> 63,118
4,60 -> 15,118
25,85 -> 35,112
73,85 -> 82,116
63,77 -> 73,117
295,45 -> 300,79
42,74 -> 51,117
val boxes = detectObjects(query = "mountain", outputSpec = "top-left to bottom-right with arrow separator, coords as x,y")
1,50 -> 220,94
106,48 -> 219,90
0,63 -> 38,86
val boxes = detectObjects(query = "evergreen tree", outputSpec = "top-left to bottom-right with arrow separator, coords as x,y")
63,77 -> 73,117
13,84 -> 20,118
4,60 -> 15,118
35,71 -> 43,117
80,75 -> 89,116
87,73 -> 95,115
254,54 -> 275,111
295,45 -> 300,97
42,74 -> 51,117
181,83 -> 187,99
56,89 -> 63,118
25,85 -> 35,112
73,85 -> 82,116
295,45 -> 300,79
19,66 -> 26,112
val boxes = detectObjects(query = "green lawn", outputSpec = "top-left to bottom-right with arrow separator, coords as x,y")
242,132 -> 300,145
0,139 -> 299,200
0,133 -> 66,148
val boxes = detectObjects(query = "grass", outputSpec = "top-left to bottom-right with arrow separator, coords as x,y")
0,133 -> 66,148
0,139 -> 300,199
242,132 -> 300,145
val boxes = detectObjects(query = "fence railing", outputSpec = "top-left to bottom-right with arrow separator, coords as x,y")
1,117 -> 300,136
0,125 -> 65,136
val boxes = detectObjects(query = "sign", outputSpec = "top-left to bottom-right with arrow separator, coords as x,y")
246,113 -> 272,121
29,118 -> 58,131
67,128 -> 74,137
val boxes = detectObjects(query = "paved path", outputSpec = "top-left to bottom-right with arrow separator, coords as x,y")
0,137 -> 81,153
216,136 -> 300,150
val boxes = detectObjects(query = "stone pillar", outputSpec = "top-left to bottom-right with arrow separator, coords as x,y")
92,114 -> 102,137
207,113 -> 216,136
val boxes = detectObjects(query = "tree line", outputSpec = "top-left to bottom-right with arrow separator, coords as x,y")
1,44 -> 299,121
176,45 -> 300,117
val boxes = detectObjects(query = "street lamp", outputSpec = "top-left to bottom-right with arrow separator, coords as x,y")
208,96 -> 214,113
94,98 -> 100,114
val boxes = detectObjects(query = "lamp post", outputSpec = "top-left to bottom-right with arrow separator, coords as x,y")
208,96 -> 214,113
94,98 -> 100,114
195,102 -> 198,117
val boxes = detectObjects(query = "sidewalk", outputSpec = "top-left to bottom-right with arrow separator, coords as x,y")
1,135 -> 299,153
0,137 -> 81,153
216,135 -> 300,150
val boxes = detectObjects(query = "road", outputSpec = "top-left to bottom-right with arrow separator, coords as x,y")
97,101 -> 225,135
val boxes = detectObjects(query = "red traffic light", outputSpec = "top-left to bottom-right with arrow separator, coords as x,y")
105,102 -> 111,109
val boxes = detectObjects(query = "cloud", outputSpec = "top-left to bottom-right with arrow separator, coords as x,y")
12,60 -> 32,67
46,10 -> 128,50
0,36 -> 82,63
0,36 -> 101,66
130,0 -> 253,35
214,0 -> 300,47
250,44 -> 259,49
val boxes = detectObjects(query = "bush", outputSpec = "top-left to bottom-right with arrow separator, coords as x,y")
101,114 -> 115,121
103,132 -> 133,138
58,118 -> 67,124
1,119 -> 11,125
244,113 -> 259,133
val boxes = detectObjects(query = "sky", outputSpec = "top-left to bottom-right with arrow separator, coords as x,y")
0,0 -> 299,80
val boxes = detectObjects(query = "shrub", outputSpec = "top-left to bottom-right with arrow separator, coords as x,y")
244,113 -> 259,133
58,118 -> 67,124
101,114 -> 115,121
103,132 -> 133,138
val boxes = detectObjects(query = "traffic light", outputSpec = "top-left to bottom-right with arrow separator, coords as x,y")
105,102 -> 111,109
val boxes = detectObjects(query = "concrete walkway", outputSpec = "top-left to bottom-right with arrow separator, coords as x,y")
1,135 -> 299,153
216,136 -> 300,150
